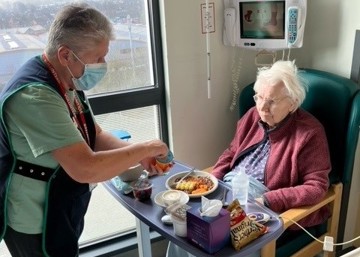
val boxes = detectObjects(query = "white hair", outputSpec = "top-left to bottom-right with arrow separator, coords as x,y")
254,60 -> 307,110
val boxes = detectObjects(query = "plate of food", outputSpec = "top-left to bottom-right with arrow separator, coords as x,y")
165,170 -> 218,198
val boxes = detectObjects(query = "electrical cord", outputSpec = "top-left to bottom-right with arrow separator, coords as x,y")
282,216 -> 360,247
250,198 -> 360,251
281,48 -> 292,61
229,46 -> 295,112
229,47 -> 244,111
287,47 -> 291,60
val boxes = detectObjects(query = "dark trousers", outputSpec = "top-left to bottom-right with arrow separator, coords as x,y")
4,226 -> 44,257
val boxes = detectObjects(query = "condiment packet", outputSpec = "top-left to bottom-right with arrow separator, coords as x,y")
111,177 -> 133,194
165,203 -> 191,221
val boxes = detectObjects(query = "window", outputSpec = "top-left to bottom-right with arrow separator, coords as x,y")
0,0 -> 166,254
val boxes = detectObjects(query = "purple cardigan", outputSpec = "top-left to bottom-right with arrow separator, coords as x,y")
212,107 -> 331,228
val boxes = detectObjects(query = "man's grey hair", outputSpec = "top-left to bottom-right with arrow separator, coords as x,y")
45,3 -> 115,57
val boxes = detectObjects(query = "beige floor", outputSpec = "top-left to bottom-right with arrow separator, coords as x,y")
0,241 -> 9,257
112,239 -> 169,257
0,239 -> 170,257
113,244 -> 328,257
0,183 -> 138,256
0,239 -> 336,257
80,183 -> 137,244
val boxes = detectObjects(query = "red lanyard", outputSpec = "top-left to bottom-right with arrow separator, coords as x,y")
42,53 -> 90,145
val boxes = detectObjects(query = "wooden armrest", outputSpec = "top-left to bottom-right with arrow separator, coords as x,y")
202,166 -> 213,173
280,183 -> 342,229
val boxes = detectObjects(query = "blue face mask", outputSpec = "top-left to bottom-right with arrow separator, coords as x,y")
67,51 -> 107,91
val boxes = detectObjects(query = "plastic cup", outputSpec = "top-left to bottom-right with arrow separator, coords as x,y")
155,151 -> 174,172
132,179 -> 153,201
171,215 -> 187,237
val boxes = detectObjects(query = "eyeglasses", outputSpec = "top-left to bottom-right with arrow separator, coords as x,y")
253,94 -> 289,107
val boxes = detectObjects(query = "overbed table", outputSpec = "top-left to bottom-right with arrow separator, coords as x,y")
103,161 -> 283,257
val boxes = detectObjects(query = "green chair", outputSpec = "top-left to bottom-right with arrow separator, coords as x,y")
238,68 -> 360,257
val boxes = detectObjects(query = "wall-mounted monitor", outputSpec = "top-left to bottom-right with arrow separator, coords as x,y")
223,0 -> 307,50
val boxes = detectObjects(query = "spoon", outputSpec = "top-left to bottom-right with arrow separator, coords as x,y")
172,168 -> 195,188
221,187 -> 229,207
161,214 -> 173,225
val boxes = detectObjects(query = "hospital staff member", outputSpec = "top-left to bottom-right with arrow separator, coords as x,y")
0,4 -> 169,257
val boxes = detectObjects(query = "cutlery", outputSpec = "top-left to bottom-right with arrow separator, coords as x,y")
173,168 -> 195,187
221,187 -> 229,207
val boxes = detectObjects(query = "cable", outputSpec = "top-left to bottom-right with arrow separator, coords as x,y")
281,216 -> 360,247
287,48 -> 291,60
229,47 -> 244,111
250,199 -> 360,250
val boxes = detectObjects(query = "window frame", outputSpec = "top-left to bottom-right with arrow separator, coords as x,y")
80,0 -> 168,253
88,0 -> 168,144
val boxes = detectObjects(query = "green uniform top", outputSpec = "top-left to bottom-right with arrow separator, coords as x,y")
4,85 -> 85,233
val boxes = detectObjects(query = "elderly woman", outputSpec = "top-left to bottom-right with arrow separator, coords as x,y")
212,60 -> 331,226
167,60 -> 331,257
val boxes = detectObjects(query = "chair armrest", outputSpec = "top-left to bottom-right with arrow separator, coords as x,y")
202,166 -> 213,173
280,183 -> 342,229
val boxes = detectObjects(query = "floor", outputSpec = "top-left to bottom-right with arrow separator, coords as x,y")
1,239 -> 170,257
0,242 -> 9,257
110,243 -> 360,257
2,239 -> 352,257
112,242 -> 329,257
0,183 -> 139,257
112,239 -> 169,257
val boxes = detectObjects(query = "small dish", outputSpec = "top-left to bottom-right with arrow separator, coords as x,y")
247,212 -> 271,224
154,190 -> 189,208
162,190 -> 182,206
118,164 -> 148,182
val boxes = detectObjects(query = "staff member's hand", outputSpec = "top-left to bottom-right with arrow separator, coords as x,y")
140,139 -> 172,176
141,157 -> 175,176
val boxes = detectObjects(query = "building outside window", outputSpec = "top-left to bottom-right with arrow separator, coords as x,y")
0,0 -> 166,255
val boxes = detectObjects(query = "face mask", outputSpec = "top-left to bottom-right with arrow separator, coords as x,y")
67,51 -> 107,91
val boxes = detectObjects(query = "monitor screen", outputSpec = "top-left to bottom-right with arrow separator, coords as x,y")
240,1 -> 285,40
